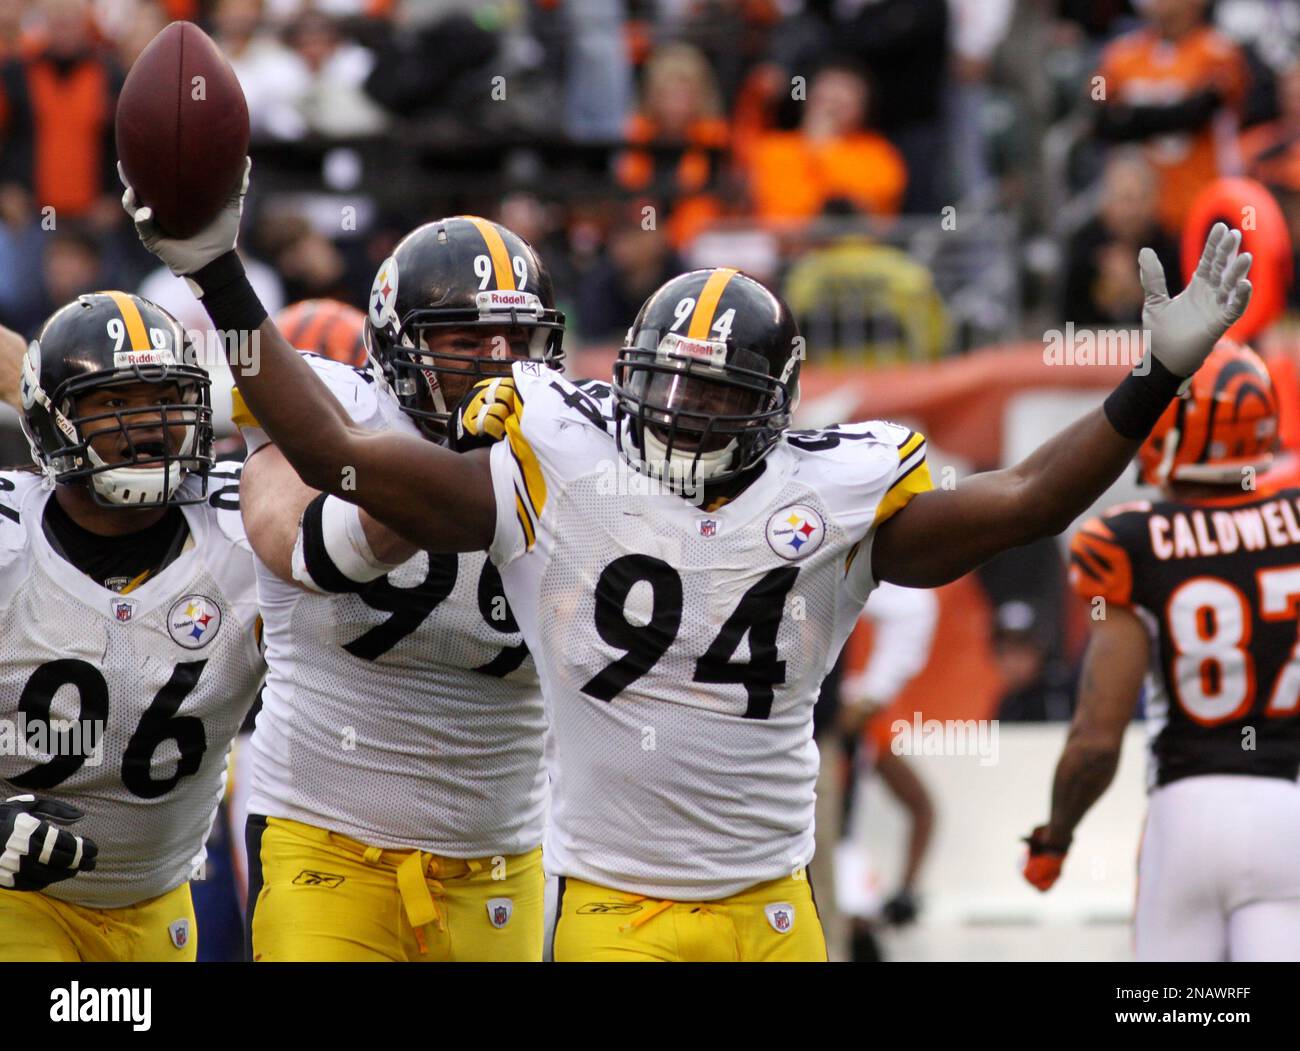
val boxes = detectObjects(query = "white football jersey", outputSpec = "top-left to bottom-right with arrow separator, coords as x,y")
0,466 -> 263,908
242,355 -> 547,856
487,363 -> 932,899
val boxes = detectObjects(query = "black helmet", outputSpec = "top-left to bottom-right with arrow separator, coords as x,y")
365,215 -> 565,438
613,267 -> 802,492
20,292 -> 213,507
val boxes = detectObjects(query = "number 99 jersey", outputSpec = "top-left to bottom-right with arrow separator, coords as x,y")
239,355 -> 546,857
0,466 -> 264,908
1069,489 -> 1300,787
486,364 -> 932,899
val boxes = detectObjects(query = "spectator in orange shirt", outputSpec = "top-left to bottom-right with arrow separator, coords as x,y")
616,43 -> 729,249
746,59 -> 906,224
0,0 -> 123,226
1093,0 -> 1248,234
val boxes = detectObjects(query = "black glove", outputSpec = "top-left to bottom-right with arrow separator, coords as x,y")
0,795 -> 98,891
881,888 -> 919,926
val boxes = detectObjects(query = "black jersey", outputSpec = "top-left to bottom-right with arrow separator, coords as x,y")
1069,489 -> 1300,786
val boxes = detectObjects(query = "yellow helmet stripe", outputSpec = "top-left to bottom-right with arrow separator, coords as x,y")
686,267 -> 738,340
464,216 -> 515,291
104,291 -> 151,351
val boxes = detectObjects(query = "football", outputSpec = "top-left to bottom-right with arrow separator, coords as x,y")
115,21 -> 249,238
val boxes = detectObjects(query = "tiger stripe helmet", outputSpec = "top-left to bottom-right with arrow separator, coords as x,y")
275,299 -> 368,368
1137,340 -> 1279,487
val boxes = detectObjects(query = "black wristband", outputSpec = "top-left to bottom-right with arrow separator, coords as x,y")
298,492 -> 362,594
189,251 -> 268,337
1103,354 -> 1187,440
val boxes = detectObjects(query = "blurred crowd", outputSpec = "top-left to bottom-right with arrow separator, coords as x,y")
3,0 -> 1300,359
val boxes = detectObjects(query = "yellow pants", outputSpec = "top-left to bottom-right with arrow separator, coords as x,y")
246,815 -> 544,962
553,872 -> 828,962
0,883 -> 196,962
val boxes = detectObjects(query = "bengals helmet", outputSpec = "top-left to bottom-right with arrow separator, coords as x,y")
20,292 -> 213,506
613,267 -> 802,492
276,298 -> 367,367
364,216 -> 564,438
1138,340 -> 1278,487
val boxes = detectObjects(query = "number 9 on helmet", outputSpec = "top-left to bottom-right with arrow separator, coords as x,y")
613,267 -> 803,493
20,292 -> 214,507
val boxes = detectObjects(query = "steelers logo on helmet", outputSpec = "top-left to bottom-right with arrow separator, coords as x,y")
168,594 -> 222,649
361,217 -> 565,440
369,256 -> 399,328
20,292 -> 214,508
613,268 -> 802,494
766,504 -> 825,560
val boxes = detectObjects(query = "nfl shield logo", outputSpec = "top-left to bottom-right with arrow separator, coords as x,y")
764,903 -> 795,934
487,897 -> 513,928
168,918 -> 190,949
111,599 -> 134,622
698,518 -> 718,537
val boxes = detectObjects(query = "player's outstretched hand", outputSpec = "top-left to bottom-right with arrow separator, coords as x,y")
119,157 -> 251,278
0,794 -> 98,892
1140,221 -> 1252,378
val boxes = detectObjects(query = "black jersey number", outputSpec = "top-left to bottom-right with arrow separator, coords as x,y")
9,659 -> 209,797
786,426 -> 873,453
346,555 -> 530,674
580,557 -> 800,719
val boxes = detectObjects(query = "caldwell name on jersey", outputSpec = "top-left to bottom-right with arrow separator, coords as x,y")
240,354 -> 547,857
486,361 -> 931,900
1070,489 -> 1300,787
0,465 -> 263,909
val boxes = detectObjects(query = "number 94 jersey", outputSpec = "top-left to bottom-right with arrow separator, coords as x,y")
1069,489 -> 1300,787
0,467 -> 264,908
486,365 -> 932,899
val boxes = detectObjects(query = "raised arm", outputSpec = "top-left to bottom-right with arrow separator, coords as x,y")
873,224 -> 1252,588
121,163 -> 495,555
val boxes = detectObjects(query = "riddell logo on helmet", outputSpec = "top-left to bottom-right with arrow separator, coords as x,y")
658,333 -> 726,367
477,290 -> 541,315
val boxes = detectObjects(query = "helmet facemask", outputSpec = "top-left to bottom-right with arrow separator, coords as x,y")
23,358 -> 214,508
613,330 -> 795,495
374,297 -> 564,441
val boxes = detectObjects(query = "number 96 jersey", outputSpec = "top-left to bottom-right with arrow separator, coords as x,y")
487,365 -> 932,899
0,467 -> 264,908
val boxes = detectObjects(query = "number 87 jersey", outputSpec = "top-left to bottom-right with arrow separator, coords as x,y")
1069,489 -> 1300,788
487,364 -> 933,900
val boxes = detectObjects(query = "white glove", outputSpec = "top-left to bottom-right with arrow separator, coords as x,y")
119,157 -> 251,278
1140,221 -> 1252,378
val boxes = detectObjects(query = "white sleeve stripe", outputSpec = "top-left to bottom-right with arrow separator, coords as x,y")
896,442 -> 927,482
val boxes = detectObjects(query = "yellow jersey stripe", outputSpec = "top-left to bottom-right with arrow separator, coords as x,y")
104,291 -> 151,351
686,267 -> 738,340
874,458 -> 933,527
897,431 -> 925,462
230,386 -> 260,430
514,490 -> 536,550
464,216 -> 515,291
505,413 -> 546,521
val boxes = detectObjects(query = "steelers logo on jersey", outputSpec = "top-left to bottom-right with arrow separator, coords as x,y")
168,594 -> 222,649
766,505 -> 825,560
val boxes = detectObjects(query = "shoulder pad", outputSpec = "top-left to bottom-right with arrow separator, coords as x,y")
1068,514 -> 1136,608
